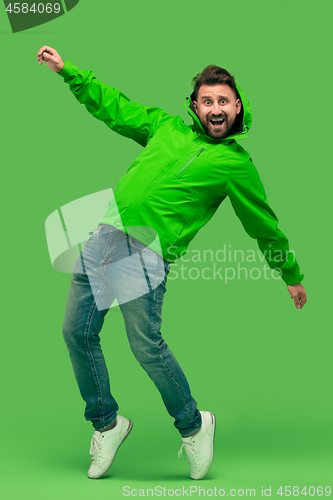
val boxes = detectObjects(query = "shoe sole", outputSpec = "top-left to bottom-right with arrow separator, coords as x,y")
88,420 -> 133,479
192,412 -> 216,480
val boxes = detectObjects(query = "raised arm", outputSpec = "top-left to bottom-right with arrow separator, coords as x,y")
226,158 -> 306,308
37,46 -> 170,147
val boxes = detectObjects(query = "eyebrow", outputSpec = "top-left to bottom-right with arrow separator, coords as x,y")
200,95 -> 229,100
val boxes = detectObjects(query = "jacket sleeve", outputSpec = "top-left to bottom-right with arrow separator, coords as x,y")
225,159 -> 304,286
57,60 -> 170,147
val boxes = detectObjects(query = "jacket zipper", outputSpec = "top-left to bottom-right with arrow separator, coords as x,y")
177,148 -> 204,175
177,148 -> 205,175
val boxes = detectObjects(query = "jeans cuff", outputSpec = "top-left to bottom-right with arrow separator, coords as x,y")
94,415 -> 117,431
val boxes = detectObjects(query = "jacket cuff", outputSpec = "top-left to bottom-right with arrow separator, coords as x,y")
57,60 -> 75,78
282,273 -> 304,286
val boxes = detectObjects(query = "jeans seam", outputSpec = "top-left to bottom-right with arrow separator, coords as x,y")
140,252 -> 153,293
149,251 -> 164,292
149,282 -> 190,420
159,353 -> 191,413
84,282 -> 109,428
100,230 -> 116,266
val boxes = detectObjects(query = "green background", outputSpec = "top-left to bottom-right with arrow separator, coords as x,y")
1,0 -> 332,498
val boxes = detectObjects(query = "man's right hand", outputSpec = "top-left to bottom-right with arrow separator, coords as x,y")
37,46 -> 64,73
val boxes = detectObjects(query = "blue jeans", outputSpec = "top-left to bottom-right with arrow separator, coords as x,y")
62,224 -> 201,435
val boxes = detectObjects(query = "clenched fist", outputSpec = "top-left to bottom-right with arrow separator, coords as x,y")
37,46 -> 64,73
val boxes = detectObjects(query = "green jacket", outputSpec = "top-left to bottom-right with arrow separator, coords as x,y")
58,61 -> 304,286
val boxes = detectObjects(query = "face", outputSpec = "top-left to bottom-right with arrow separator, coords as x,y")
192,84 -> 242,139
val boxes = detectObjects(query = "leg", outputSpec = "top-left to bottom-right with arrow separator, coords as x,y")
112,236 -> 202,436
62,225 -> 119,430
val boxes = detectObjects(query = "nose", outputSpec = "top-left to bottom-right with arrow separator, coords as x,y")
212,102 -> 222,116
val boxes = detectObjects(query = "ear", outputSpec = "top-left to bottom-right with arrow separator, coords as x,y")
236,98 -> 241,115
192,100 -> 197,112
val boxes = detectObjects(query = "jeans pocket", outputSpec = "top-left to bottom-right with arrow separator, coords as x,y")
128,235 -> 147,251
130,237 -> 161,265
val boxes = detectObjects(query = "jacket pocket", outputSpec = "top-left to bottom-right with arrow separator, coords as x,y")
176,148 -> 204,176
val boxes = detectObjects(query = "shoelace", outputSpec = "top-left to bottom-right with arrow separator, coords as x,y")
178,441 -> 201,465
89,434 -> 104,462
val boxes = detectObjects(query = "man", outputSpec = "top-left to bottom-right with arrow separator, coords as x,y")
37,46 -> 307,481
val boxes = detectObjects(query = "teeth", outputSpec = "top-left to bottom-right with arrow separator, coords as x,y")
210,119 -> 224,126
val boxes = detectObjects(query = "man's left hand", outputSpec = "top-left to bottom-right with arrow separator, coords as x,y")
287,283 -> 307,309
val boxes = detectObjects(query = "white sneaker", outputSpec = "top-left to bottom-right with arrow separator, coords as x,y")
88,415 -> 133,479
178,411 -> 215,480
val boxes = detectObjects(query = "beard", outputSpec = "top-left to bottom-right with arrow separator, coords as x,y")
202,114 -> 232,139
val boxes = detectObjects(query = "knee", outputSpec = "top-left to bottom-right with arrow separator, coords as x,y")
129,336 -> 168,366
62,321 -> 73,347
62,319 -> 82,349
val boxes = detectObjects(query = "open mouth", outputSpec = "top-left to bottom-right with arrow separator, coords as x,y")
210,118 -> 225,128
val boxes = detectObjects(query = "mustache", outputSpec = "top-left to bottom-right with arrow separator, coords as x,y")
208,113 -> 226,119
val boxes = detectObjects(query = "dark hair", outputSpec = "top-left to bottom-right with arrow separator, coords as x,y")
192,65 -> 239,101
191,65 -> 244,135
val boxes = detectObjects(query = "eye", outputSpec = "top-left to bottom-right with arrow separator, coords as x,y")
220,99 -> 227,104
204,100 -> 211,105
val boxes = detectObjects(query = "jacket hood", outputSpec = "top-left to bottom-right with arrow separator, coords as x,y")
184,83 -> 252,142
